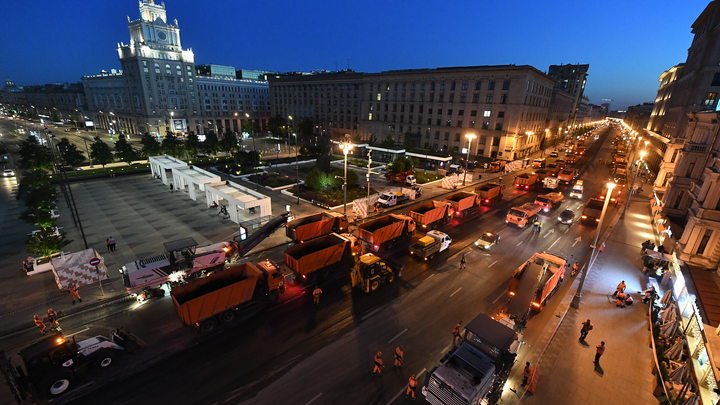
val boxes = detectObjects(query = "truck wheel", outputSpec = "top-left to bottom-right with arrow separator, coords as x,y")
200,319 -> 218,334
97,349 -> 114,368
370,279 -> 380,291
386,272 -> 395,284
219,310 -> 236,324
48,376 -> 71,396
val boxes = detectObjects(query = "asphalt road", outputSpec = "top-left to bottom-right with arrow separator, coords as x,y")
0,123 -> 622,405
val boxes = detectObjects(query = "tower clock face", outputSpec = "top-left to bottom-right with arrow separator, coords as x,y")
157,31 -> 167,41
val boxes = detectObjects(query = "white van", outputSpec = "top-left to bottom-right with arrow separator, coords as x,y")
570,180 -> 584,199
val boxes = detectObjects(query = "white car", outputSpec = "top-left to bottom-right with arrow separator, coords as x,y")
2,169 -> 15,177
474,232 -> 499,250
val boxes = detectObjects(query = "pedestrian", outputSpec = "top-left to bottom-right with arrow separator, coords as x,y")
571,262 -> 580,277
460,253 -> 466,270
169,183 -> 174,192
33,314 -> 47,335
108,236 -> 117,252
372,351 -> 384,376
69,285 -> 82,304
615,291 -> 626,307
594,341 -> 605,364
405,374 -> 418,400
46,308 -> 59,329
312,287 -> 323,305
105,238 -> 111,252
612,280 -> 626,298
522,362 -> 531,386
580,319 -> 593,341
599,242 -> 606,253
393,346 -> 404,368
452,321 -> 462,345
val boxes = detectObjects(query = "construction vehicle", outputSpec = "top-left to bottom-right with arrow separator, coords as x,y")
1,329 -> 137,399
545,163 -> 560,176
507,252 -> 567,320
283,233 -> 360,282
476,183 -> 503,205
444,191 -> 479,217
532,158 -> 546,168
171,261 -> 284,333
409,230 -> 452,260
557,169 -> 575,183
386,170 -> 417,185
285,212 -> 348,243
542,176 -> 559,190
358,214 -> 415,252
350,253 -> 399,293
375,190 -> 411,208
534,192 -> 564,213
408,200 -> 454,229
423,313 -> 521,405
569,180 -> 584,199
121,213 -> 289,299
489,160 -> 506,172
505,203 -> 542,228
533,168 -> 549,181
581,198 -> 605,225
514,173 -> 537,190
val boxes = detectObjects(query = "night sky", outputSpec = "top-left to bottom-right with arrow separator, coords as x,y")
0,0 -> 710,109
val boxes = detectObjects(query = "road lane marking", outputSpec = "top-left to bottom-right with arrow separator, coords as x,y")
492,290 -> 507,304
361,307 -> 383,321
489,260 -> 499,268
515,241 -> 523,247
543,228 -> 555,238
305,393 -> 323,405
548,236 -> 561,250
388,328 -> 408,344
449,287 -> 462,297
426,273 -> 436,280
572,236 -> 582,247
387,368 -> 426,405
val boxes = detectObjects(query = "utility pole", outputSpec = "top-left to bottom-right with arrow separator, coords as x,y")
366,150 -> 372,199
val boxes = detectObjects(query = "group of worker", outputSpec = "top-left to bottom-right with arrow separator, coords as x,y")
371,346 -> 418,399
612,281 -> 634,307
33,308 -> 60,335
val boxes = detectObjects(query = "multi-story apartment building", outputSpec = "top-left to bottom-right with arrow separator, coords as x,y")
0,82 -> 87,124
194,75 -> 270,135
547,64 -> 589,125
270,65 -> 574,160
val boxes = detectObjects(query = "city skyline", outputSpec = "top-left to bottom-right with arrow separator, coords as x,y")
0,0 -> 709,110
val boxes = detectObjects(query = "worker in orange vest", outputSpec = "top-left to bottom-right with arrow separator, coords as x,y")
452,321 -> 462,345
571,262 -> 580,277
405,374 -> 418,400
46,308 -> 60,329
312,287 -> 323,305
522,361 -> 531,386
594,341 -> 605,364
33,314 -> 46,335
69,285 -> 82,304
393,346 -> 404,368
372,351 -> 384,376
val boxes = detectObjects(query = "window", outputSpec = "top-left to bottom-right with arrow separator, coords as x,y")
495,123 -> 503,131
447,109 -> 453,115
376,93 -> 382,101
500,94 -> 507,104
457,120 -> 463,127
427,118 -> 432,125
486,94 -> 494,103
502,80 -> 510,90
428,108 -> 433,115
704,92 -> 717,106
449,93 -> 455,102
450,81 -> 456,91
483,110 -> 491,117
461,81 -> 468,91
446,120 -> 452,127
712,72 -> 720,87
458,110 -> 464,116
470,110 -> 477,117
475,81 -> 481,91
454,133 -> 461,141
482,121 -> 490,130
472,93 -> 480,103
498,111 -> 505,118
488,80 -> 495,90
436,119 -> 442,125
687,161 -> 696,177
697,229 -> 713,255
444,132 -> 450,140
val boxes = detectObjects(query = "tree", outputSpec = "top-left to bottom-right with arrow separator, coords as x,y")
90,136 -> 114,167
298,118 -> 314,146
140,132 -> 161,157
18,137 -> 53,172
202,131 -> 219,155
57,138 -> 85,167
184,132 -> 201,158
267,115 -> 288,138
234,150 -> 260,172
305,168 -> 335,190
161,133 -> 182,156
387,155 -> 417,174
115,136 -> 139,164
220,131 -> 238,154
25,228 -> 72,257
315,131 -> 332,172
50,111 -> 61,123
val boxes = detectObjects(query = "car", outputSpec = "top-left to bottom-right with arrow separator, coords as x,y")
2,169 -> 15,177
474,232 -> 499,250
549,151 -> 559,158
558,209 -> 575,225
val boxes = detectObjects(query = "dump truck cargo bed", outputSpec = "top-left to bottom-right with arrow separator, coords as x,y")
283,233 -> 350,275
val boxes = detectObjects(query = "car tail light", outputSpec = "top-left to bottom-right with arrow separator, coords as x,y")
525,185 -> 529,190
485,199 -> 490,203
509,291 -> 516,296
531,302 -> 541,308
301,274 -> 307,280
581,215 -> 588,219
374,245 -> 379,251
516,183 -> 520,187
595,218 -> 600,222
422,224 -> 427,228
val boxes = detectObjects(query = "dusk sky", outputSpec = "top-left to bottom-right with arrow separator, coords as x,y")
0,0 -> 710,110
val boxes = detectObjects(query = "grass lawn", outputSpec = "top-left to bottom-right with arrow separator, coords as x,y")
414,170 -> 443,184
249,172 -> 297,188
298,186 -> 372,207
52,164 -> 150,179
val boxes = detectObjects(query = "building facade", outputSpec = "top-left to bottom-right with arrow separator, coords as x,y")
270,65 -> 575,160
547,64 -> 589,125
0,82 -> 87,124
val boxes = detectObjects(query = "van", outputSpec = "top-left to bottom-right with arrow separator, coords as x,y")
570,180 -> 584,199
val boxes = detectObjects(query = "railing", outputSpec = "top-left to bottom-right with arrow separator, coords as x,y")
684,143 -> 710,153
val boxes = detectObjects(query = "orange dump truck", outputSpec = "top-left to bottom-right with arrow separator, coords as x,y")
285,212 -> 348,243
476,183 -> 503,206
408,200 -> 454,229
283,233 -> 359,282
534,192 -> 564,212
507,252 -> 566,321
171,261 -> 284,332
514,174 -> 538,190
358,214 -> 415,252
444,191 -> 480,217
505,203 -> 541,228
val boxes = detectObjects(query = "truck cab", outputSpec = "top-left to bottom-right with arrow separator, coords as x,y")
375,191 -> 407,208
534,192 -> 564,213
506,203 -> 541,228
409,230 -> 451,261
423,313 -> 521,405
532,158 -> 546,168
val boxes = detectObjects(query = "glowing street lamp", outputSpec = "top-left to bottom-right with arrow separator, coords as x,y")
572,182 -> 615,308
463,133 -> 476,185
339,140 -> 355,217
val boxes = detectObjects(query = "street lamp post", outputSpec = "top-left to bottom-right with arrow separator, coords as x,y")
463,133 -> 476,185
294,132 -> 300,205
366,150 -> 372,199
340,140 -> 355,217
571,181 -> 616,309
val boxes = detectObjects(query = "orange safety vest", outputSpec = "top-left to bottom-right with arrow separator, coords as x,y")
452,324 -> 461,336
408,377 -> 417,388
596,345 -> 605,355
374,355 -> 383,367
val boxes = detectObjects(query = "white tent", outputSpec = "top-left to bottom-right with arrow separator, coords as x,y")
171,166 -> 221,201
50,248 -> 107,290
149,155 -> 188,185
205,181 -> 272,223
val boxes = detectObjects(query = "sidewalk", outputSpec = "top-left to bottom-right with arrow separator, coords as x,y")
519,193 -> 658,404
